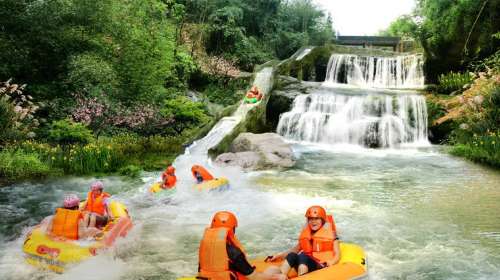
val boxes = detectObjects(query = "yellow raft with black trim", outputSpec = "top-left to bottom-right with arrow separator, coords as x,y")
178,242 -> 366,280
194,177 -> 230,191
23,201 -> 133,273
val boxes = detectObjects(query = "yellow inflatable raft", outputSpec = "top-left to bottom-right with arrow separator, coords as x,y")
23,201 -> 133,273
194,177 -> 230,191
149,182 -> 176,194
178,243 -> 366,280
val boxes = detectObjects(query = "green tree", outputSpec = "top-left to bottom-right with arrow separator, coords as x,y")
416,0 -> 500,81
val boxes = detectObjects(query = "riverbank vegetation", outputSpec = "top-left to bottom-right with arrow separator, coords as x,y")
0,0 -> 333,183
381,0 -> 499,168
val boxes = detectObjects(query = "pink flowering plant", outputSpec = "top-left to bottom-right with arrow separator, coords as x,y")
0,79 -> 40,144
72,93 -> 173,136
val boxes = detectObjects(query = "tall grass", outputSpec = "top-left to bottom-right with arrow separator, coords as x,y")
0,149 -> 53,180
437,71 -> 474,94
13,134 -> 186,176
450,132 -> 500,168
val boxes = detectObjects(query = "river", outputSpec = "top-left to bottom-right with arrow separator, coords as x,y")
1,59 -> 499,280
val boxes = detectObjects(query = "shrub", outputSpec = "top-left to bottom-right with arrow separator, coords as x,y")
0,149 -> 52,180
66,53 -> 119,95
118,165 -> 142,178
161,96 -> 210,134
48,119 -> 94,145
0,80 -> 39,144
437,72 -> 474,94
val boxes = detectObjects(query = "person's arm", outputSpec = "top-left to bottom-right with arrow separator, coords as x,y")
79,201 -> 87,211
326,233 -> 341,266
78,219 -> 86,239
269,243 -> 300,262
227,244 -> 286,280
103,197 -> 111,217
46,217 -> 54,236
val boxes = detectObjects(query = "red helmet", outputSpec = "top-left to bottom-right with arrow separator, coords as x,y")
211,211 -> 238,229
305,205 -> 327,220
166,166 -> 175,175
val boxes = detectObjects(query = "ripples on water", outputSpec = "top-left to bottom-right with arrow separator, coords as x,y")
1,144 -> 500,280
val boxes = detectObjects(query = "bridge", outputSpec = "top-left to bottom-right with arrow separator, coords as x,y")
335,36 -> 411,52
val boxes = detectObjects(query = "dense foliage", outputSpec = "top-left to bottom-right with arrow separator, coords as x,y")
179,0 -> 334,70
0,0 -> 332,181
381,0 -> 500,82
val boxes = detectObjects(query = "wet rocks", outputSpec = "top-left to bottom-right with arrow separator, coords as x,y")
215,133 -> 295,170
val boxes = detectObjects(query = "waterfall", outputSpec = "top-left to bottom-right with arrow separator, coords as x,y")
324,54 -> 424,89
277,93 -> 429,148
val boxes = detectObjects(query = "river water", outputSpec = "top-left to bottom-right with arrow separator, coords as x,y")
1,143 -> 499,280
1,64 -> 500,279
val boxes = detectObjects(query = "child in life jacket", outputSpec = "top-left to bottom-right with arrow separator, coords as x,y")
268,206 -> 340,276
80,181 -> 111,229
198,211 -> 286,280
46,194 -> 101,240
161,165 -> 177,189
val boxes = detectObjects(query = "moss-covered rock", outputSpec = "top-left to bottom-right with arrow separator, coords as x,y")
208,65 -> 278,156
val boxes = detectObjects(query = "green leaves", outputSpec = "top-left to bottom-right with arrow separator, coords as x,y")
48,119 -> 94,145
161,96 -> 209,133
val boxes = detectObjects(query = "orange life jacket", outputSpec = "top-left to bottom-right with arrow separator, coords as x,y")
51,208 -> 83,240
162,175 -> 177,189
191,165 -> 214,182
85,191 -> 110,216
298,215 -> 337,263
198,227 -> 246,280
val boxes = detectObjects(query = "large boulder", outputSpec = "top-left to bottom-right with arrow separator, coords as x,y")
215,133 -> 295,170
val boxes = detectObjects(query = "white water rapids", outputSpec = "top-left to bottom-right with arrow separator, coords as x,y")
278,52 -> 428,148
324,54 -> 424,89
277,89 -> 429,148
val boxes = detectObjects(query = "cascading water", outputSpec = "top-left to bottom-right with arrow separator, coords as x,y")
324,54 -> 424,88
277,90 -> 429,148
278,51 -> 429,148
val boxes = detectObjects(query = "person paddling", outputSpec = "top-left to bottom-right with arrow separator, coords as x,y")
198,211 -> 286,280
268,206 -> 340,276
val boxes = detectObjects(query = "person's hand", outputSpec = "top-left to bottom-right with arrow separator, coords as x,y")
268,252 -> 285,262
324,260 -> 337,267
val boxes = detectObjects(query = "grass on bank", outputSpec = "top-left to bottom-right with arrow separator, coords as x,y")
450,132 -> 500,168
0,134 -> 186,182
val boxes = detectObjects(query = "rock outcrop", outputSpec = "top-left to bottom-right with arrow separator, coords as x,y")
215,133 -> 295,170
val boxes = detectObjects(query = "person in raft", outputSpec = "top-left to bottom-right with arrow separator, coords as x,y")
198,211 -> 287,280
268,206 -> 340,276
161,165 -> 177,189
246,86 -> 262,100
46,194 -> 101,240
80,181 -> 111,229
191,165 -> 214,184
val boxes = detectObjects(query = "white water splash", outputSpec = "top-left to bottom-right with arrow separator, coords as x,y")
295,48 -> 313,61
277,92 -> 429,148
182,67 -> 273,159
324,54 -> 424,89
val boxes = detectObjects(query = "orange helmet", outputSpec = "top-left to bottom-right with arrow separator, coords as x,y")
305,205 -> 327,220
166,166 -> 175,175
211,211 -> 238,229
